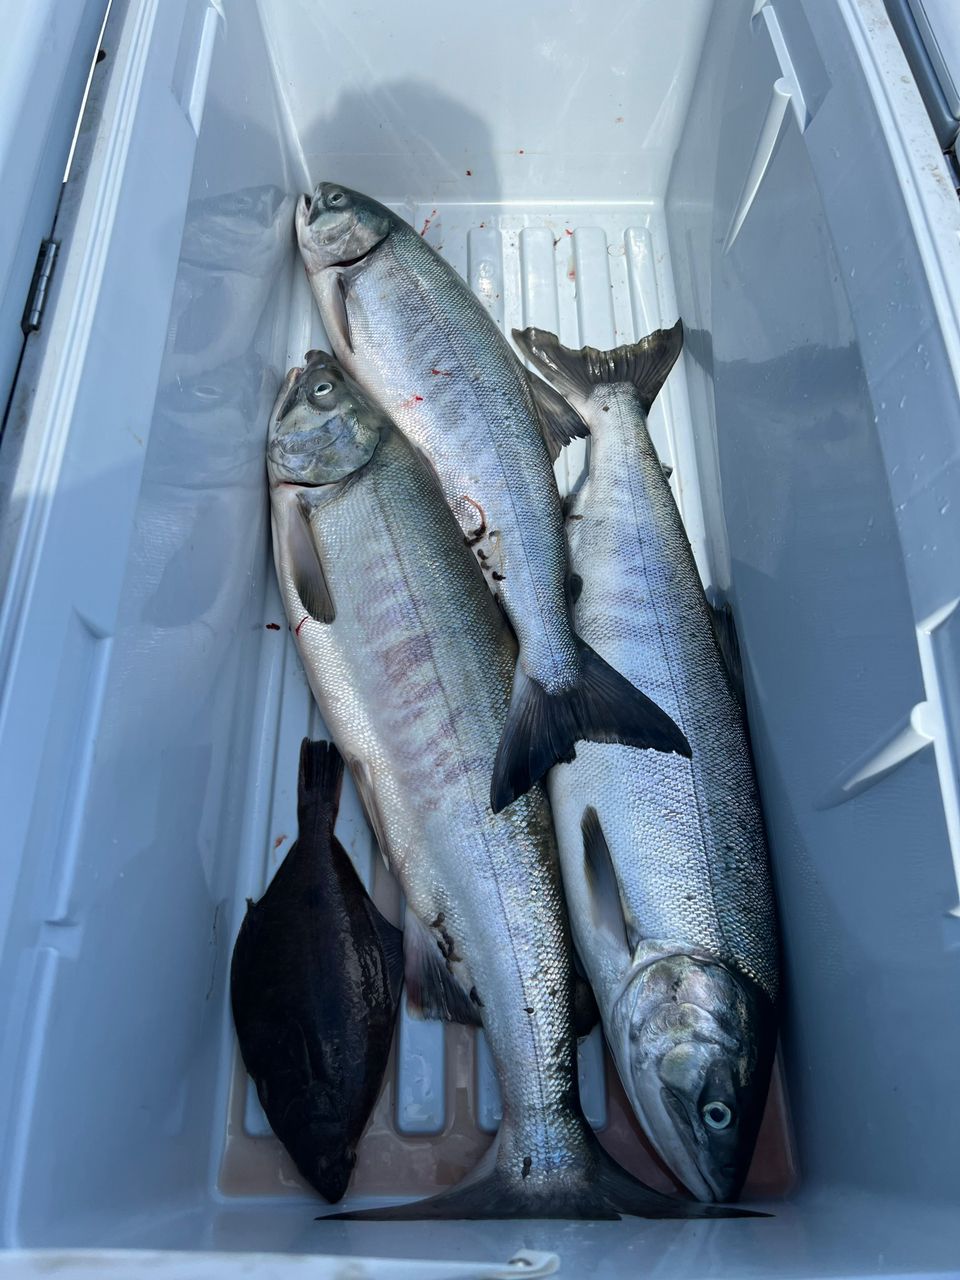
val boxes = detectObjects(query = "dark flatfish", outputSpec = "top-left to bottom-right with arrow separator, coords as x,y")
231,738 -> 403,1202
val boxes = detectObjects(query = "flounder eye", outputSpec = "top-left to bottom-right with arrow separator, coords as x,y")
312,382 -> 334,396
702,1101 -> 733,1130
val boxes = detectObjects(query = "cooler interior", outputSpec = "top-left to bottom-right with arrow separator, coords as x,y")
0,0 -> 958,1275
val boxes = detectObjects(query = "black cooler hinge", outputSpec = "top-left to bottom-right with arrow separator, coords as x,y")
21,239 -> 59,335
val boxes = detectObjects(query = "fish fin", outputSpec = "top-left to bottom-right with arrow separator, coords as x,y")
367,901 -> 405,1008
296,738 -> 344,833
708,597 -> 746,711
524,368 -> 590,462
347,757 -> 391,871
490,641 -> 690,813
566,571 -> 583,609
323,1126 -> 760,1221
290,493 -> 335,623
328,273 -> 353,354
512,320 -> 683,413
581,806 -> 639,954
661,461 -> 674,481
573,974 -> 600,1037
403,912 -> 482,1026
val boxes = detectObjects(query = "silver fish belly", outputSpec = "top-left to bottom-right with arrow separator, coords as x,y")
296,186 -> 690,814
267,355 -> 732,1220
515,323 -> 779,1205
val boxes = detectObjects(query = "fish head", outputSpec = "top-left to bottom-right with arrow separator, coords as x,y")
612,950 -> 774,1203
267,352 -> 382,486
296,182 -> 391,272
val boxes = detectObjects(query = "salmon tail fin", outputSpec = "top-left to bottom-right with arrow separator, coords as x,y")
322,1128 -> 763,1221
297,738 -> 344,832
512,319 -> 683,414
490,641 -> 690,814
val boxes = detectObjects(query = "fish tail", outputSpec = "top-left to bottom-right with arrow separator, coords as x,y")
512,319 -> 683,414
297,737 -> 345,831
322,1125 -> 761,1221
490,643 -> 690,814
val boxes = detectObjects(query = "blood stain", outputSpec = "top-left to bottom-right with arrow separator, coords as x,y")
273,834 -> 287,850
430,368 -> 452,376
419,208 -> 438,236
295,615 -> 309,637
264,622 -> 281,631
466,169 -> 472,176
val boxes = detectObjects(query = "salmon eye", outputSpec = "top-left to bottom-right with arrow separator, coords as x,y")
313,382 -> 334,396
702,1101 -> 733,1130
328,190 -> 346,206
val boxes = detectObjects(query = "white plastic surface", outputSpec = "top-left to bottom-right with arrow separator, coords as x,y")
0,0 -> 958,1276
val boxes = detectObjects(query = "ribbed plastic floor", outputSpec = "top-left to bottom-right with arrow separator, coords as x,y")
217,203 -> 795,1205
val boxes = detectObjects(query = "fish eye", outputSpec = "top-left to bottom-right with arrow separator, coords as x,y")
328,190 -> 346,206
312,381 -> 334,396
702,1101 -> 733,1130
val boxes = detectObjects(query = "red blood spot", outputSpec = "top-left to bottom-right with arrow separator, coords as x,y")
479,221 -> 485,228
565,228 -> 573,236
419,208 -> 438,237
466,169 -> 472,176
264,622 -> 281,631
568,267 -> 576,281
273,834 -> 287,850
615,116 -> 624,124
295,615 -> 309,637
518,148 -> 525,155
430,368 -> 452,376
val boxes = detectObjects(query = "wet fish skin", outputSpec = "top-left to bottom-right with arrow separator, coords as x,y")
230,738 -> 403,1203
515,322 -> 779,1205
295,184 -> 690,814
267,353 -> 745,1220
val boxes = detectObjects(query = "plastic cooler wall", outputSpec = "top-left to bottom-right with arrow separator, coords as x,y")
0,0 -> 957,1273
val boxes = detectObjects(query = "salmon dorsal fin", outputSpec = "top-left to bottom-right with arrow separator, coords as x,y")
581,806 -> 639,954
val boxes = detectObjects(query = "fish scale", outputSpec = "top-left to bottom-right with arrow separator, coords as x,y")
273,417 -> 590,1182
338,223 -> 578,691
553,383 -> 776,1000
297,185 -> 693,816
267,357 -> 733,1218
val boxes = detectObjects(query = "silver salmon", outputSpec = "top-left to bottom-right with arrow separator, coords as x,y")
514,321 -> 779,1204
295,185 -> 689,813
266,352 -> 742,1221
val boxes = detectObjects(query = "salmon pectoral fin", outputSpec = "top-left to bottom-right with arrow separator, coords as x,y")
489,641 -> 691,814
524,367 -> 590,462
581,806 -> 639,955
512,319 -> 683,415
402,911 -> 482,1026
291,493 -> 335,623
